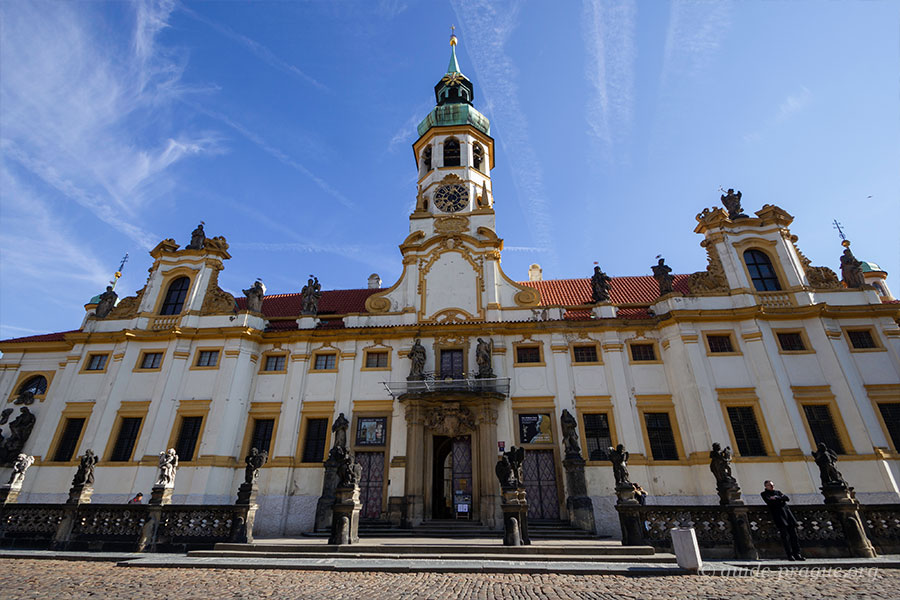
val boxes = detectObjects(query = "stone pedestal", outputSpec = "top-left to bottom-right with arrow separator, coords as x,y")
328,485 -> 361,545
314,456 -> 340,532
235,482 -> 258,506
563,456 -> 595,533
716,484 -> 744,506
66,484 -> 93,505
0,484 -> 21,504
728,505 -> 758,559
500,489 -> 530,546
615,483 -> 639,505
820,486 -> 877,558
230,504 -> 258,544
148,485 -> 174,506
821,484 -> 853,505
670,527 -> 703,572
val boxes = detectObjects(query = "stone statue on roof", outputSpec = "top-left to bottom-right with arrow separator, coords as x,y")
242,280 -> 266,313
95,286 -> 118,319
301,275 -> 322,315
186,222 -> 206,250
840,246 -> 865,289
590,266 -> 612,303
651,258 -> 674,297
720,189 -> 748,220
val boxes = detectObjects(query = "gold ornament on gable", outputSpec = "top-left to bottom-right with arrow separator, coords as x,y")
687,240 -> 729,294
200,270 -> 238,316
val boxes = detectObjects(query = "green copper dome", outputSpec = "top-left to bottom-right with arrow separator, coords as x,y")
417,103 -> 490,137
417,35 -> 490,137
860,261 -> 883,273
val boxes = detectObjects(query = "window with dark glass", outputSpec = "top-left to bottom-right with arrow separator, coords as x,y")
644,412 -> 679,460
52,418 -> 85,462
110,417 -> 142,462
422,146 -> 432,172
140,352 -> 163,369
630,343 -> 656,362
17,375 -> 47,397
249,418 -> 275,455
802,405 -> 846,454
707,335 -> 735,353
743,249 -> 781,291
443,138 -> 460,167
847,329 -> 877,349
301,418 -> 329,462
472,143 -> 484,171
878,403 -> 900,451
726,406 -> 767,456
160,276 -> 190,315
583,413 -> 612,460
86,354 -> 108,371
365,351 -> 389,368
573,345 -> 599,363
777,332 -> 806,352
174,416 -> 203,461
515,346 -> 541,364
440,349 -> 464,377
196,350 -> 219,367
313,353 -> 336,370
264,355 -> 286,371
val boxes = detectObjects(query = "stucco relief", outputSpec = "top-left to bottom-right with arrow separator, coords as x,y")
424,405 -> 476,436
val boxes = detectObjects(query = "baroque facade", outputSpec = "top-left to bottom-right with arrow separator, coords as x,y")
2,38 -> 899,538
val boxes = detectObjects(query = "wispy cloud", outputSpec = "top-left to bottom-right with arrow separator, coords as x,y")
777,86 -> 812,121
450,0 -> 556,267
179,4 -> 328,92
660,0 -> 733,91
389,106 -> 429,153
582,0 -> 636,160
194,105 -> 354,209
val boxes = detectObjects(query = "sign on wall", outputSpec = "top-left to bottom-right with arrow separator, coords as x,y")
356,417 -> 387,446
518,413 -> 552,444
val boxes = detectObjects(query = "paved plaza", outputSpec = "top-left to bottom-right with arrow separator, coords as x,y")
0,558 -> 897,599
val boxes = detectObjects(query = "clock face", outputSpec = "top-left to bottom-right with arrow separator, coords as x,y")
433,184 -> 468,213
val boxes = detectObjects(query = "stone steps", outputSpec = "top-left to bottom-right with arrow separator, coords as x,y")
206,542 -> 657,556
188,549 -> 675,563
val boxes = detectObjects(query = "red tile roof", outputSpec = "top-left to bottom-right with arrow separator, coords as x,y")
519,275 -> 690,306
236,289 -> 380,319
0,330 -> 78,344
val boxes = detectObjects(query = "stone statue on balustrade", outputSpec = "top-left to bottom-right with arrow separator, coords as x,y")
300,275 -> 322,315
242,280 -> 266,313
331,413 -> 349,454
475,337 -> 494,378
840,246 -> 866,289
495,454 -> 517,491
155,448 -> 178,487
651,258 -> 674,297
813,442 -> 849,493
72,449 -> 98,487
609,444 -> 631,486
407,338 -> 426,381
94,286 -> 118,319
7,453 -> 34,487
186,222 -> 206,250
720,189 -> 748,219
560,409 -> 581,459
590,266 -> 612,303
710,442 -> 743,505
244,447 -> 268,485
0,407 -> 37,465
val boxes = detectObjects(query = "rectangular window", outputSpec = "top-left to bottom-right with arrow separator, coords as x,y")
365,351 -> 389,369
301,418 -> 329,463
196,350 -> 219,367
802,404 -> 846,454
847,330 -> 877,350
110,417 -> 142,462
573,345 -> 599,363
583,413 -> 612,460
726,406 -> 767,456
86,354 -> 108,371
174,416 -> 204,462
707,335 -> 735,354
264,355 -> 286,371
140,352 -> 163,369
440,349 -> 464,377
878,403 -> 900,451
249,418 -> 275,455
313,353 -> 336,370
777,332 -> 806,352
515,346 -> 541,364
630,343 -> 656,362
52,417 -> 86,462
356,417 -> 387,446
644,412 -> 679,460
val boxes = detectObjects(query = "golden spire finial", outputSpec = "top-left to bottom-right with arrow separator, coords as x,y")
450,24 -> 457,46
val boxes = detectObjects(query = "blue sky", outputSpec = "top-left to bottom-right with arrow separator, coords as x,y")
1,0 -> 898,340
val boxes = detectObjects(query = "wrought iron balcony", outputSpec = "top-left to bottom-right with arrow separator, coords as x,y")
382,372 -> 510,399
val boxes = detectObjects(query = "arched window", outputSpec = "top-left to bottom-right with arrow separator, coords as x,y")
443,138 -> 460,167
160,276 -> 190,315
743,249 -> 781,291
18,375 -> 47,398
422,146 -> 432,172
472,143 -> 484,172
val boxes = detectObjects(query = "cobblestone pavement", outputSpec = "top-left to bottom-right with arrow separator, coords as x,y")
0,559 -> 897,599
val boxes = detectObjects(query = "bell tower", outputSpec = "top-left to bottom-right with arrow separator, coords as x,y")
411,32 -> 495,238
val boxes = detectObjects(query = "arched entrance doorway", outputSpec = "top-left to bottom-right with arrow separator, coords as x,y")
431,435 -> 473,519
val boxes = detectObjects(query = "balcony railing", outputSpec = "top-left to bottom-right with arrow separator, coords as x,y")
755,290 -> 794,308
383,372 -> 510,398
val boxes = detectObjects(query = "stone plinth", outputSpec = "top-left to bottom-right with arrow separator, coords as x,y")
314,456 -> 340,531
500,489 -> 530,547
148,485 -> 174,506
0,484 -> 21,504
716,484 -> 744,506
615,483 -> 639,505
670,527 -> 702,572
328,485 -> 361,545
66,484 -> 93,505
235,482 -> 258,506
563,456 -> 595,533
821,484 -> 854,505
